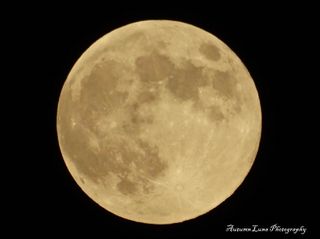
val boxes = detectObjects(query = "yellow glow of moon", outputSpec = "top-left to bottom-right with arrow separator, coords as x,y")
57,20 -> 261,224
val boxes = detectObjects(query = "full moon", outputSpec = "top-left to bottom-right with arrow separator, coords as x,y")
57,20 -> 261,224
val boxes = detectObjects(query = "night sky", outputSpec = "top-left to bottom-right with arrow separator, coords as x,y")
6,2 -> 315,238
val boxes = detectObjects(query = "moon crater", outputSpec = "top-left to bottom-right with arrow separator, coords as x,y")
199,42 -> 221,61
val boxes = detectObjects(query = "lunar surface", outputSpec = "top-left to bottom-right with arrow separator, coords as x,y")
57,20 -> 261,224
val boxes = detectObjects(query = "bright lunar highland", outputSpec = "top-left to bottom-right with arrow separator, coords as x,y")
57,20 -> 262,224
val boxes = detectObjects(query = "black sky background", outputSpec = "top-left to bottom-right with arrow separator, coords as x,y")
6,2 -> 316,238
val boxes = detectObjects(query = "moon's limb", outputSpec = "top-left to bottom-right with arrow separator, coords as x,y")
57,20 -> 261,224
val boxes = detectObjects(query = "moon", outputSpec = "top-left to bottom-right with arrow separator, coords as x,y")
57,20 -> 261,224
